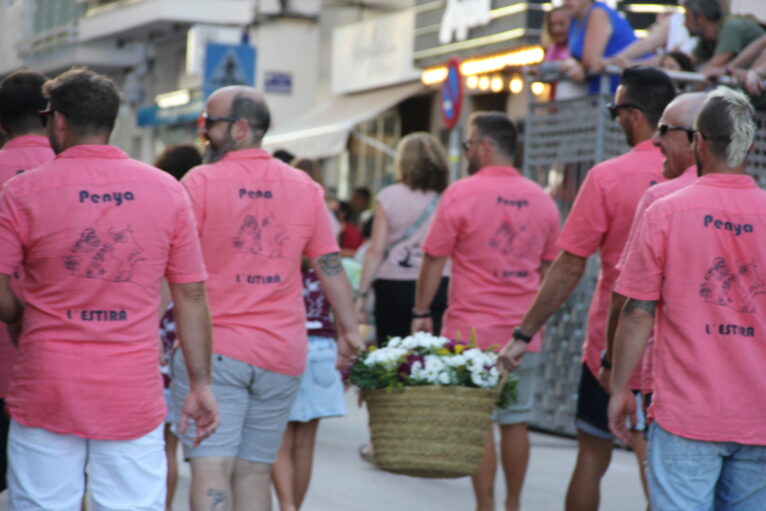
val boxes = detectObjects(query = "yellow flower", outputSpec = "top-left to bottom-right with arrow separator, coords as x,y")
436,348 -> 450,356
454,345 -> 465,354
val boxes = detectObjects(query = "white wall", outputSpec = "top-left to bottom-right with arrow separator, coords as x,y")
0,1 -> 25,76
731,0 -> 766,21
252,20 -> 320,133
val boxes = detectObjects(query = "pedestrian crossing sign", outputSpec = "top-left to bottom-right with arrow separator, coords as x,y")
203,43 -> 257,98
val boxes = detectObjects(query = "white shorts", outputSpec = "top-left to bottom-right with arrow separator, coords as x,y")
7,419 -> 166,511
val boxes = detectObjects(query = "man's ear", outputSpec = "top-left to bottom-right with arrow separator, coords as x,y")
231,118 -> 249,141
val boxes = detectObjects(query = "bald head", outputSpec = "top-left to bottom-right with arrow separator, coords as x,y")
665,92 -> 707,129
207,86 -> 270,143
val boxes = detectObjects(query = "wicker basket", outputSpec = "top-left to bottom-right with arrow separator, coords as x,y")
363,384 -> 499,478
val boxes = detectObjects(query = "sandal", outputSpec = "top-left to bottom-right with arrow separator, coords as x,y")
358,443 -> 375,464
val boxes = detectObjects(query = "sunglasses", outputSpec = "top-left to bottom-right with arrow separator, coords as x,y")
38,109 -> 64,128
201,112 -> 238,131
657,123 -> 695,143
461,138 -> 482,151
606,102 -> 643,120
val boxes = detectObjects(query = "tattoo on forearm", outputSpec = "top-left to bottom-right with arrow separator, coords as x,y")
623,299 -> 657,317
317,252 -> 342,277
207,488 -> 228,511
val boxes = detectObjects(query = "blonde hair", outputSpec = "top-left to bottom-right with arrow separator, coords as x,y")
395,132 -> 449,192
695,86 -> 756,168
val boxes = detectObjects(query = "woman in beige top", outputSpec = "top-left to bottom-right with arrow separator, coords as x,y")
355,132 -> 449,347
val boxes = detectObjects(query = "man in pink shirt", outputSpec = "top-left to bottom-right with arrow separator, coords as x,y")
602,92 -> 706,394
413,112 -> 560,511
175,86 -> 363,511
499,67 -> 676,511
0,68 -> 219,510
0,69 -> 54,495
609,87 -> 766,509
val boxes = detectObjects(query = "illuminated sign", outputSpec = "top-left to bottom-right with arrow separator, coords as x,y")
439,0 -> 492,44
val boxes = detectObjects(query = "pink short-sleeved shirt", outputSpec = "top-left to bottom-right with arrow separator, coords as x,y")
557,140 -> 664,388
616,173 -> 766,444
616,166 -> 697,393
182,149 -> 339,376
375,183 -> 446,281
422,166 -> 560,352
0,135 -> 55,398
0,145 -> 207,440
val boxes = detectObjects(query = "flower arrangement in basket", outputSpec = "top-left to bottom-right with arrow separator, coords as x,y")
346,332 -> 517,478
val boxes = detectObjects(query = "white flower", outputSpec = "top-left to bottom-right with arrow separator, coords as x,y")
443,354 -> 466,368
364,347 -> 407,369
470,365 -> 500,389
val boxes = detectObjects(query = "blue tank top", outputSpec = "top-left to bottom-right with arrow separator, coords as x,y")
568,2 -> 638,94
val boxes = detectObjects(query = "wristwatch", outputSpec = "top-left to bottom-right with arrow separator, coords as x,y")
511,327 -> 533,344
600,349 -> 613,370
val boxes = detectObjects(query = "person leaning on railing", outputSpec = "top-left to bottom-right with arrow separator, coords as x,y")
561,0 -> 642,94
721,34 -> 766,98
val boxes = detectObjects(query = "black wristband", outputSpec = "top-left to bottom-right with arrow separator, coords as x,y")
512,327 -> 533,343
411,308 -> 430,319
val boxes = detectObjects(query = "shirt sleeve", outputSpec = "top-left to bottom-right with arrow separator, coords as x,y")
422,192 -> 459,257
616,189 -> 652,273
165,188 -> 208,283
715,19 -> 763,57
0,184 -> 26,277
557,169 -> 609,258
614,204 -> 667,301
304,185 -> 340,259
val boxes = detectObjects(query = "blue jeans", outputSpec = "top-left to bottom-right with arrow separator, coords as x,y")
648,423 -> 766,510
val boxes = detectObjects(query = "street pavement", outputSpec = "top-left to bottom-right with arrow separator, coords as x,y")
0,391 -> 646,511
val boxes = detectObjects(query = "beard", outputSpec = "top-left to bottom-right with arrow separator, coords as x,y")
204,131 -> 236,163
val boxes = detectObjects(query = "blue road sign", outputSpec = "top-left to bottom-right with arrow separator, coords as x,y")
203,43 -> 257,98
441,58 -> 462,130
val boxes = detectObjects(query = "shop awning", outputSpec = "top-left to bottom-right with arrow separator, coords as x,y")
263,81 -> 425,159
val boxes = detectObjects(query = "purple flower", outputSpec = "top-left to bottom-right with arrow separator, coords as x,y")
397,353 -> 425,379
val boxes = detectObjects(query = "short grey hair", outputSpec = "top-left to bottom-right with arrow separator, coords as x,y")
230,93 -> 270,142
695,86 -> 756,168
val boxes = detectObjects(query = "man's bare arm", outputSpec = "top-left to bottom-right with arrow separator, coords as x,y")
611,298 -> 656,394
604,291 -> 628,365
517,250 -> 587,336
310,252 -> 363,366
607,298 -> 656,442
170,281 -> 218,446
414,253 -> 448,314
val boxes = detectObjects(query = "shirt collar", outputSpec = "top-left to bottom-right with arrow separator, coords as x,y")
4,134 -> 51,150
58,145 -> 128,160
696,172 -> 757,189
475,166 -> 521,178
631,139 -> 656,152
220,148 -> 271,162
